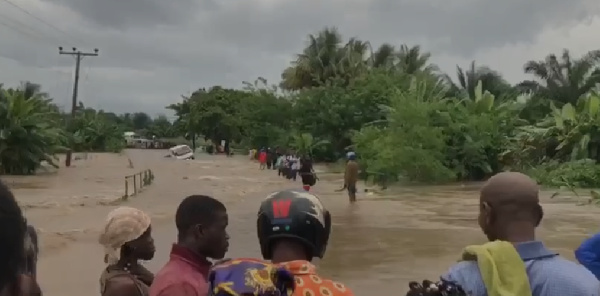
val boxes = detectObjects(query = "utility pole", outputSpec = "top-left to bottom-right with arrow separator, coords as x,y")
59,47 -> 99,167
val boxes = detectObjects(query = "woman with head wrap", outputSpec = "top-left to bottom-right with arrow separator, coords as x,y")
99,207 -> 155,296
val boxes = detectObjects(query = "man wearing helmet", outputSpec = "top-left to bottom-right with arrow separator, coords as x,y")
257,189 -> 354,296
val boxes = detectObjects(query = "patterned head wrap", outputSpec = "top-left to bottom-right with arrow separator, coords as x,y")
208,258 -> 295,296
98,206 -> 151,264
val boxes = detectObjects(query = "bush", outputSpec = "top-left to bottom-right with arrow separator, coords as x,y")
353,78 -> 455,184
528,159 -> 600,188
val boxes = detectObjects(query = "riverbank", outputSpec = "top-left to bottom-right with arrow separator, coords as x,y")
3,150 -> 599,295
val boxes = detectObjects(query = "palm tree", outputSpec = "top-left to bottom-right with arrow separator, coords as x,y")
281,27 -> 345,90
444,61 -> 512,100
70,109 -> 125,153
517,49 -> 600,105
396,45 -> 438,74
279,29 -> 441,90
0,81 -> 47,100
0,88 -> 66,175
370,43 -> 396,69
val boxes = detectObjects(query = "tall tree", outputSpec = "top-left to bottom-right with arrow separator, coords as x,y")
444,61 -> 511,100
517,49 -> 600,105
396,45 -> 438,74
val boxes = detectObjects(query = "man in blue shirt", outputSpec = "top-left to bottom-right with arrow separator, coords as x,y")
442,172 -> 599,296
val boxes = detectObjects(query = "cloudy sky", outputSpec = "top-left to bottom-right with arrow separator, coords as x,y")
1,0 -> 600,117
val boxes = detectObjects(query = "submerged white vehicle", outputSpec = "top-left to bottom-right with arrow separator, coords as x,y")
169,145 -> 195,160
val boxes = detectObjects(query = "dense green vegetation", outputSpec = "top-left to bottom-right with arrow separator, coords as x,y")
0,82 -> 177,175
5,27 -> 600,188
167,28 -> 600,187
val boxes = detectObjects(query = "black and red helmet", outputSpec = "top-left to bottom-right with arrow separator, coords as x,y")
257,189 -> 331,260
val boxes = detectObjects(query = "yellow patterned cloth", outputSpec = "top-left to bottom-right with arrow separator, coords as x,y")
98,206 -> 151,264
209,258 -> 295,296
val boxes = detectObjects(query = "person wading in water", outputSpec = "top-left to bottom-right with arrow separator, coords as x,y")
258,148 -> 267,170
99,206 -> 156,296
441,172 -> 599,296
257,189 -> 354,296
150,195 -> 230,296
298,155 -> 316,191
343,152 -> 359,203
0,180 -> 42,296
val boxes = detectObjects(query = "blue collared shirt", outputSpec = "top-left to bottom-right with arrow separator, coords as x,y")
575,233 -> 600,280
442,241 -> 600,296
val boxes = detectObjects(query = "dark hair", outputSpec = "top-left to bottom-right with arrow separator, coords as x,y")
175,195 -> 226,237
0,180 -> 26,295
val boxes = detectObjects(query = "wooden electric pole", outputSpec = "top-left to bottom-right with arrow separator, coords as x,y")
59,47 -> 99,167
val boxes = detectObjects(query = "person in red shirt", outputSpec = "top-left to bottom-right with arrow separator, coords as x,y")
258,148 -> 267,170
150,195 -> 230,296
256,190 -> 354,296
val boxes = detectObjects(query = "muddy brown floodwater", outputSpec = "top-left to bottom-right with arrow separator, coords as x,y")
3,149 -> 599,295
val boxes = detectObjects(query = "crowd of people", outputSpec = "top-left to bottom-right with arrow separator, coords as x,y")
2,170 -> 600,296
252,148 -> 318,192
251,148 -> 360,203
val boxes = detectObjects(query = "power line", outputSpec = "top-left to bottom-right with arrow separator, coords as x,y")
0,11 -> 63,44
0,18 -> 56,45
0,0 -> 88,46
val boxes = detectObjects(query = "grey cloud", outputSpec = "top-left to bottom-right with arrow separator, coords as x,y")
39,0 -> 201,29
1,0 -> 599,115
194,0 -> 599,56
365,0 -> 599,55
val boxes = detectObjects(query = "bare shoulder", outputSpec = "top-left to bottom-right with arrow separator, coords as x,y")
103,275 -> 141,296
19,275 -> 42,296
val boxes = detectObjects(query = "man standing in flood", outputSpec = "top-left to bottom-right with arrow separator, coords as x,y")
150,195 -> 230,296
257,189 -> 354,296
344,152 -> 359,203
441,172 -> 599,296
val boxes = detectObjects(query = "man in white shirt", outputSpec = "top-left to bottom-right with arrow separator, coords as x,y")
290,155 -> 299,181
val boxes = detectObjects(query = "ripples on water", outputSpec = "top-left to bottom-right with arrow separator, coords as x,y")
6,151 -> 600,295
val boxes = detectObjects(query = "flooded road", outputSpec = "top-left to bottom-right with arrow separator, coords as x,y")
5,150 -> 600,295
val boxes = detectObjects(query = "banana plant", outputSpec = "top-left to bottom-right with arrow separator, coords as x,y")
290,133 -> 330,156
548,90 -> 600,161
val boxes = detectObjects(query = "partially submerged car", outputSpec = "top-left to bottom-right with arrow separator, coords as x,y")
168,144 -> 195,160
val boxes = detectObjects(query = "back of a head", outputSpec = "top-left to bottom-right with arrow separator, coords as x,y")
176,195 -> 226,238
256,190 -> 331,260
481,172 -> 542,223
0,180 -> 26,293
481,172 -> 539,203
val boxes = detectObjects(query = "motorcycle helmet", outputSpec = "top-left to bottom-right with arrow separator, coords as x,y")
257,189 -> 331,260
